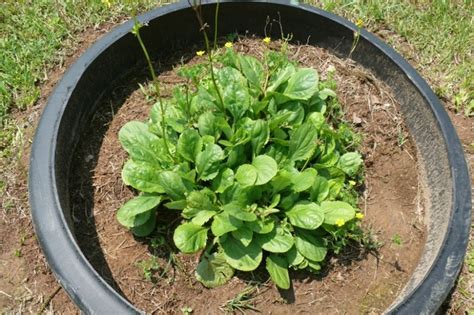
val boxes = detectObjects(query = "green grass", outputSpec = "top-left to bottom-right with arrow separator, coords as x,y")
306,0 -> 473,116
0,0 -> 161,157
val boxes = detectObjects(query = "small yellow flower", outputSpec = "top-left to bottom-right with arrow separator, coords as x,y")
224,42 -> 233,48
335,218 -> 345,227
349,180 -> 356,186
355,213 -> 364,219
102,0 -> 111,7
263,37 -> 271,44
355,19 -> 364,28
196,50 -> 205,56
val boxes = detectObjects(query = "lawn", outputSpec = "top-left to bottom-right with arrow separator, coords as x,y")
0,0 -> 472,313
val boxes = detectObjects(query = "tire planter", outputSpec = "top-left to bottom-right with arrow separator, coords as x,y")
29,0 -> 471,314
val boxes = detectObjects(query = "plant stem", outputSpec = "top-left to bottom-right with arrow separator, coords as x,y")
189,0 -> 226,113
213,0 -> 219,50
133,19 -> 174,161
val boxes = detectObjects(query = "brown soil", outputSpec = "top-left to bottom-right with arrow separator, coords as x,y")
67,37 -> 426,314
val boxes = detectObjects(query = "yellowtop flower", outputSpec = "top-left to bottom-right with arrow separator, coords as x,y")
335,218 -> 345,227
196,50 -> 205,56
355,213 -> 364,219
225,42 -> 233,48
102,0 -> 111,8
263,37 -> 271,44
355,19 -> 364,28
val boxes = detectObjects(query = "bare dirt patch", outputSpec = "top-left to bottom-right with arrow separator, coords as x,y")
68,37 -> 426,314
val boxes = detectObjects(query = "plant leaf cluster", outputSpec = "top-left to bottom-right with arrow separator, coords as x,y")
117,43 -> 364,289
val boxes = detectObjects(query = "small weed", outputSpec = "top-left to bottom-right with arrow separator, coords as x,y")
391,233 -> 402,246
220,286 -> 260,314
137,256 -> 161,282
14,249 -> 22,257
181,306 -> 193,314
466,247 -> 474,273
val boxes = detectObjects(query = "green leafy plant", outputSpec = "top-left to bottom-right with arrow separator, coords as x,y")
116,4 -> 365,290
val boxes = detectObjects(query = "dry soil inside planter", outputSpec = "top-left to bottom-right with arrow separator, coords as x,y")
70,37 -> 425,314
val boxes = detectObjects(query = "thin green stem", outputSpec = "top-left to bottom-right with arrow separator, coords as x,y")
133,19 -> 174,161
213,0 -> 219,50
189,0 -> 226,113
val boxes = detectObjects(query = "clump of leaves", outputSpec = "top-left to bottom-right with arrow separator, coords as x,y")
117,24 -> 365,290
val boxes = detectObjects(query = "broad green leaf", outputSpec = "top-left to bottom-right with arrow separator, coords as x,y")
280,194 -> 299,211
173,223 -> 208,253
279,102 -> 305,126
131,214 -> 156,237
285,202 -> 324,230
338,152 -> 363,177
318,87 -> 337,100
216,67 -> 250,120
248,217 -> 275,234
211,213 -> 242,237
119,121 -> 167,166
238,55 -> 264,94
253,155 -> 278,185
267,64 -> 295,93
235,164 -> 257,187
192,210 -> 218,226
327,178 -> 344,200
231,226 -> 253,247
117,195 -> 161,228
286,246 -> 304,267
271,169 -> 293,192
177,129 -> 202,162
266,255 -> 290,289
289,123 -> 318,162
309,176 -> 330,203
193,86 -> 218,113
316,151 -> 340,168
164,200 -> 187,210
198,112 -> 219,138
269,111 -> 293,130
256,226 -> 294,253
196,252 -> 234,288
156,171 -> 192,200
122,160 -> 165,193
223,203 -> 257,222
308,112 -> 325,131
226,145 -> 246,168
321,201 -> 356,225
213,168 -> 235,193
292,168 -> 318,192
250,119 -> 270,156
283,68 -> 319,101
183,190 -> 218,220
196,143 -> 225,181
307,260 -> 321,272
294,228 -> 327,262
221,236 -> 262,271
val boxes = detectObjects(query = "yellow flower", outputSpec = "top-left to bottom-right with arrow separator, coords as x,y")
224,42 -> 233,48
335,218 -> 345,227
355,19 -> 364,28
263,37 -> 271,44
102,0 -> 111,7
196,50 -> 205,56
355,213 -> 364,219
